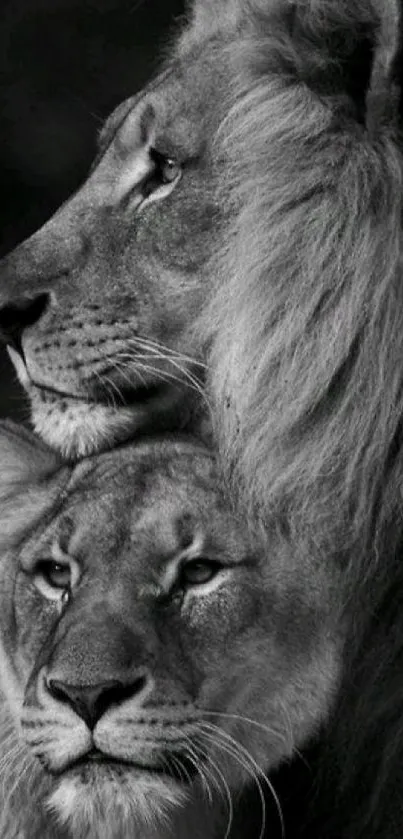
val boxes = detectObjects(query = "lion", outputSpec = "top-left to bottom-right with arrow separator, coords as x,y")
0,421 -> 341,839
0,0 -> 403,835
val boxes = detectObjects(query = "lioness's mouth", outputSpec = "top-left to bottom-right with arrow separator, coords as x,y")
68,749 -> 198,784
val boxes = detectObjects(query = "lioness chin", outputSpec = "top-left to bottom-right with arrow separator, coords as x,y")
0,421 -> 342,839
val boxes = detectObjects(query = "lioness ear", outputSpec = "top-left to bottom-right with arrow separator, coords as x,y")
0,420 -> 63,498
288,0 -> 400,126
0,421 -> 67,550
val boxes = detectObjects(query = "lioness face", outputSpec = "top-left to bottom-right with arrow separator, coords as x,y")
0,430 -> 342,838
0,49 -> 226,457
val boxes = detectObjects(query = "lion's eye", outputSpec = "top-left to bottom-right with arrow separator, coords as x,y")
179,559 -> 221,588
142,149 -> 182,198
158,156 -> 181,184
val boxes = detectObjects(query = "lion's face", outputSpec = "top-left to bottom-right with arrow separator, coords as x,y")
0,425 -> 342,838
0,48 -> 228,457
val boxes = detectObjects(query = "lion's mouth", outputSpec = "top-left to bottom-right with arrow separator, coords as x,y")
32,379 -> 168,408
91,377 -> 171,408
8,344 -> 179,409
8,344 -> 197,457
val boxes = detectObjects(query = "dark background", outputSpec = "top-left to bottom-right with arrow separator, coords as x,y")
0,0 -> 184,422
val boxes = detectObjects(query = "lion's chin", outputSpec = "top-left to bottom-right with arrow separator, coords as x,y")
46,766 -> 188,839
29,388 -> 187,459
8,345 -> 197,457
31,396 -> 143,458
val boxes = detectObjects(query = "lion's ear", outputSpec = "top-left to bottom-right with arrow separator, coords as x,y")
181,0 -> 242,48
0,420 -> 63,497
186,1 -> 400,126
289,0 -> 400,126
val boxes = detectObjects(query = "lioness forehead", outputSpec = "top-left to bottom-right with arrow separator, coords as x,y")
20,438 -> 244,580
68,437 -> 218,500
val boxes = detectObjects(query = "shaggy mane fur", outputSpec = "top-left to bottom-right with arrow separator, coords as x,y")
187,0 -> 403,835
206,3 -> 403,566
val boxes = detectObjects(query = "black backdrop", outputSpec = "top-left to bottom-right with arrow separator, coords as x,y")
0,0 -> 184,421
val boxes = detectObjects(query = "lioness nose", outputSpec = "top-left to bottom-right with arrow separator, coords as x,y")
46,676 -> 148,729
0,293 -> 50,346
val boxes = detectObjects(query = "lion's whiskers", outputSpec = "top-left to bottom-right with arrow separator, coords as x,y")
200,720 -> 285,839
168,753 -> 191,786
126,336 -> 207,370
199,725 -> 266,839
0,741 -> 29,805
3,752 -> 35,814
99,348 -> 211,413
204,706 -> 306,767
0,742 -> 23,774
139,355 -> 210,412
128,336 -> 209,394
191,740 -> 234,839
207,755 -> 234,839
91,358 -> 151,407
90,367 -> 120,410
0,729 -> 17,750
79,329 -> 211,415
111,334 -> 209,405
202,709 -> 287,744
275,697 -> 307,763
182,737 -> 214,806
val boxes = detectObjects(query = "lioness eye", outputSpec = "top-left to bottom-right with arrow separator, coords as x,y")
180,560 -> 221,587
33,558 -> 78,603
38,561 -> 71,588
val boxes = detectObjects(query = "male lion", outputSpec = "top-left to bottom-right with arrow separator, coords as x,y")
0,422 -> 340,839
1,0 -> 403,836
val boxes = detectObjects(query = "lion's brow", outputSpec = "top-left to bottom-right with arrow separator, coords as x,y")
97,66 -> 175,154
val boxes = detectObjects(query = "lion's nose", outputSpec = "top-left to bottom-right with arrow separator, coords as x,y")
46,676 -> 149,730
0,293 -> 50,346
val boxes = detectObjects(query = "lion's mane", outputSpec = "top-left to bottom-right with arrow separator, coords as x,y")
186,1 -> 403,835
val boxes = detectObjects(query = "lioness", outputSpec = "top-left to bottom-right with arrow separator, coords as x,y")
0,422 -> 341,839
